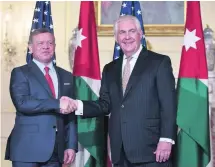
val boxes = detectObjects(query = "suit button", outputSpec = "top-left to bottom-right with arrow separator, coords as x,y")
121,105 -> 124,108
53,126 -> 56,129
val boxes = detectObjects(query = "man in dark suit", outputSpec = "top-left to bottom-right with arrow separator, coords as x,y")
72,15 -> 177,167
5,28 -> 78,167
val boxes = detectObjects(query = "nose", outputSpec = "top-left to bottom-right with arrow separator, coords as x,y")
42,43 -> 50,49
125,32 -> 130,39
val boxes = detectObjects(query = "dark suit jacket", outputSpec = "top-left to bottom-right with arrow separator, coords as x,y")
5,62 -> 78,163
82,49 -> 177,164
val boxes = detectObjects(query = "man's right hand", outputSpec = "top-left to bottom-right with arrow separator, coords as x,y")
60,96 -> 78,114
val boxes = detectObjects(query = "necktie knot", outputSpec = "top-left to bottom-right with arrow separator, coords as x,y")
126,56 -> 133,63
44,67 -> 49,74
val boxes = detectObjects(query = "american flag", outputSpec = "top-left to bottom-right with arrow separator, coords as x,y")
113,1 -> 147,60
26,1 -> 56,64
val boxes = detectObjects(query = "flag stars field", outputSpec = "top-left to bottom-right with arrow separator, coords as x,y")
33,18 -> 39,23
44,11 -> 48,15
137,9 -> 141,15
122,3 -> 127,8
35,8 -> 40,12
116,45 -> 121,51
49,24 -> 53,29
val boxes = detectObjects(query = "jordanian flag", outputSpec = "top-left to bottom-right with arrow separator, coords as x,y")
72,1 -> 104,167
174,1 -> 211,167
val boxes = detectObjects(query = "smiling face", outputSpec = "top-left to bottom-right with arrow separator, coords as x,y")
116,19 -> 143,57
28,32 -> 55,64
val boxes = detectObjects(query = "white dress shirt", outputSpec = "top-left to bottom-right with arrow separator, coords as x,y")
75,46 -> 174,144
33,59 -> 58,99
122,45 -> 142,77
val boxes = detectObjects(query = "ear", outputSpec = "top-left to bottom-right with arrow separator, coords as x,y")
28,44 -> 33,54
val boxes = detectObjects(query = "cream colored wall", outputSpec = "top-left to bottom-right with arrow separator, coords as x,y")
1,1 -> 215,167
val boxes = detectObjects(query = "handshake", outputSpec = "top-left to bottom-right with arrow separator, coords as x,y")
59,96 -> 78,114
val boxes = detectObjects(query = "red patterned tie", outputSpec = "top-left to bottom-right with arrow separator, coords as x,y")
44,67 -> 56,98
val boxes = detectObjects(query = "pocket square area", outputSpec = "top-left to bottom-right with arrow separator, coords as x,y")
64,83 -> 71,85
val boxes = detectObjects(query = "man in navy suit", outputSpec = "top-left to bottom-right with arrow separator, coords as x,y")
5,28 -> 77,167
73,15 -> 177,167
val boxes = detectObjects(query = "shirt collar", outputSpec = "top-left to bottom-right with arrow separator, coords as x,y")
123,45 -> 143,60
33,58 -> 55,73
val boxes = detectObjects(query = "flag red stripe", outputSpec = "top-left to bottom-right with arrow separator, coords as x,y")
73,1 -> 101,80
179,1 -> 208,79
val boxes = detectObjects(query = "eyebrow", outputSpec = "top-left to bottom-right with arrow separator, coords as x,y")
36,40 -> 54,43
129,28 -> 136,32
119,28 -> 136,33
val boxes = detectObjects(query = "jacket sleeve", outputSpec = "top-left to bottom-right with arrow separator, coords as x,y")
10,67 -> 60,115
65,74 -> 78,151
82,65 -> 111,117
156,56 -> 177,141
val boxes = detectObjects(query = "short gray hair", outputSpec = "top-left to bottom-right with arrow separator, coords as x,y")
114,15 -> 142,36
28,28 -> 55,44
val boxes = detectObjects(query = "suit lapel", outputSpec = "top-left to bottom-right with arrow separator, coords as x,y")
28,62 -> 53,97
54,66 -> 61,98
114,56 -> 124,100
123,49 -> 149,99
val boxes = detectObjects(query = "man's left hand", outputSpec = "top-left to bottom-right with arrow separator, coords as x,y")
63,149 -> 76,165
153,141 -> 172,163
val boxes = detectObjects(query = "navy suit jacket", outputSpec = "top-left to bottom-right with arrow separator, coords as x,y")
83,49 -> 177,164
5,62 -> 78,163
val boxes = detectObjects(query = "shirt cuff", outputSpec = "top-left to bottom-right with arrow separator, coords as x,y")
75,100 -> 83,115
159,138 -> 175,144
